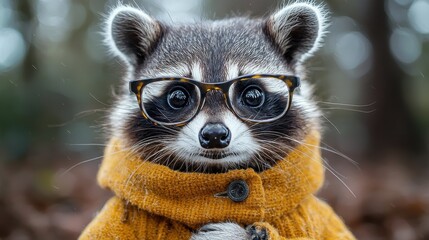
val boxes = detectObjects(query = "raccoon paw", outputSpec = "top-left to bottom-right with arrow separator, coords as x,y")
246,225 -> 268,240
190,223 -> 268,240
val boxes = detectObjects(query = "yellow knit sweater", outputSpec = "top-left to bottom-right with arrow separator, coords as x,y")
80,131 -> 355,239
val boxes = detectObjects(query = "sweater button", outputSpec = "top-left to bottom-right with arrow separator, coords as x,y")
227,180 -> 249,202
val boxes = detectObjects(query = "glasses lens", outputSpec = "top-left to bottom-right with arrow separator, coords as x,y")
229,77 -> 290,122
141,80 -> 201,124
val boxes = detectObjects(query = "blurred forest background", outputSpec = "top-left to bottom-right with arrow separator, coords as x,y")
1,0 -> 428,239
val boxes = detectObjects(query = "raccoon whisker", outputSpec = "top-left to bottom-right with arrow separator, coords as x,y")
124,160 -> 146,193
259,137 -> 329,165
233,157 -> 246,172
324,165 -> 356,197
110,104 -> 137,111
320,156 -> 348,179
168,146 -> 200,171
316,101 -> 376,108
124,144 -> 162,164
148,123 -> 180,133
89,92 -> 114,107
134,134 -> 178,147
319,141 -> 360,168
147,154 -> 169,170
252,152 -> 271,172
172,149 -> 190,169
256,144 -> 284,162
247,107 -> 264,122
67,143 -> 108,147
126,143 -> 158,156
158,124 -> 182,133
182,124 -> 201,139
260,142 -> 324,188
253,144 -> 284,166
177,152 -> 190,172
194,158 -> 205,173
243,123 -> 294,134
201,161 -> 210,174
283,141 -> 349,179
155,106 -> 174,124
251,130 -> 358,167
247,129 -> 289,137
257,143 -> 321,187
249,132 -> 293,143
261,139 -> 356,197
320,107 -> 376,114
133,136 -> 175,145
143,145 -> 168,160
127,146 -> 172,190
130,127 -> 180,135
292,144 -> 356,197
258,140 -> 319,170
57,156 -> 103,178
175,156 -> 187,172
129,136 -> 180,147
266,140 -> 348,180
251,153 -> 261,172
256,148 -> 291,173
158,150 -> 176,170
48,108 -> 110,127
233,121 -> 292,140
155,149 -> 177,165
124,146 -> 173,190
254,151 -> 271,172
231,121 -> 265,141
223,155 -> 239,172
198,151 -> 214,173
321,113 -> 341,134
57,147 -> 133,178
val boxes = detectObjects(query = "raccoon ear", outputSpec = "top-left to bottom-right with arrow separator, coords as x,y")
266,2 -> 328,63
105,6 -> 161,65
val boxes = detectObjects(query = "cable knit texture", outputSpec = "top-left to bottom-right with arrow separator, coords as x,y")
79,131 -> 355,239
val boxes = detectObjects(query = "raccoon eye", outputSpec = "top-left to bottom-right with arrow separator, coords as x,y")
167,86 -> 189,109
242,85 -> 265,107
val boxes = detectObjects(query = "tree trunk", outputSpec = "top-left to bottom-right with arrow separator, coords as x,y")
360,0 -> 425,163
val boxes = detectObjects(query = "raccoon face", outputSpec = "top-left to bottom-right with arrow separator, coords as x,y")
105,2 -> 328,173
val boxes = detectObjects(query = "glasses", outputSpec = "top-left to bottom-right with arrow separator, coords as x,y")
129,74 -> 300,126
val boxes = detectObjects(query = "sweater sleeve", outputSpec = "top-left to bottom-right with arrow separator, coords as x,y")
321,209 -> 356,240
252,198 -> 355,240
79,197 -> 139,240
79,197 -> 193,240
316,198 -> 356,240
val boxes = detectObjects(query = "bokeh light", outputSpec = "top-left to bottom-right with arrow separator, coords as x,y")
0,28 -> 27,72
394,0 -> 413,6
390,28 -> 422,64
334,31 -> 372,73
150,0 -> 203,21
0,1 -> 14,27
408,0 -> 429,34
35,0 -> 72,43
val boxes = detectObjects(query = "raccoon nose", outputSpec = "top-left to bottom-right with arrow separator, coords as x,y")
199,123 -> 231,149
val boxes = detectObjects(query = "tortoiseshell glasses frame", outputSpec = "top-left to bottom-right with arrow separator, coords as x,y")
129,74 -> 300,126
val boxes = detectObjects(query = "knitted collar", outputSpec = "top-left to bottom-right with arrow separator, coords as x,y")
97,131 -> 324,228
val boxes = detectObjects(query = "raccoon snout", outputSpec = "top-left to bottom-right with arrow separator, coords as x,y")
199,123 -> 231,149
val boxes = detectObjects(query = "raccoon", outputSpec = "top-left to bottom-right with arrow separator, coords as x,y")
104,1 -> 328,239
106,2 -> 326,173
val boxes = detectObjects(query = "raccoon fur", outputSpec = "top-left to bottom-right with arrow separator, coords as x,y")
105,1 -> 328,174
